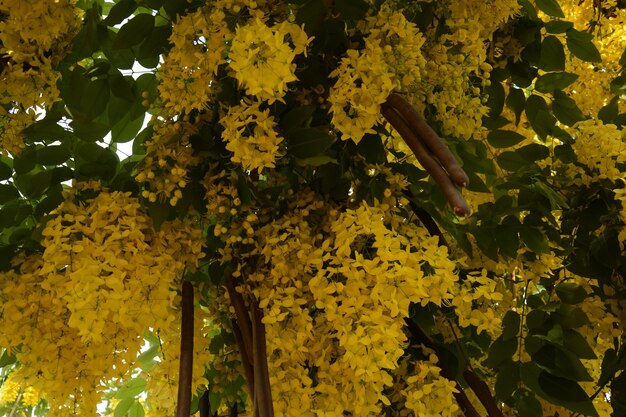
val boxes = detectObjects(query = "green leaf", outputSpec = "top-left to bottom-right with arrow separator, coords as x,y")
610,74 -> 626,96
487,129 -> 526,148
127,401 -> 145,417
563,329 -> 596,359
137,24 -> 172,62
295,156 -> 338,167
485,81 -> 505,118
104,0 -> 138,25
537,372 -> 598,416
502,311 -> 521,340
75,143 -> 119,180
515,388 -> 543,417
555,282 -> 587,304
506,87 -> 526,125
114,398 -> 135,417
544,20 -> 573,33
111,112 -> 146,143
598,96 -> 619,123
0,160 -> 12,180
496,361 -> 520,401
534,72 -> 578,93
540,36 -> 566,71
333,0 -> 369,21
495,225 -> 520,258
288,127 -> 336,158
280,106 -> 315,132
36,146 -> 71,166
555,305 -> 590,329
534,0 -> 564,17
566,28 -> 602,63
553,91 -> 585,126
487,336 -> 518,368
525,95 -> 556,140
497,151 -> 529,171
598,348 -> 617,386
520,227 -> 549,253
0,184 -> 21,204
113,14 -> 155,49
115,377 -> 147,399
0,350 -> 17,368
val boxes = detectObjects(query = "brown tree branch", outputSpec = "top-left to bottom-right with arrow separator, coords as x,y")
381,103 -> 470,216
252,301 -> 274,417
463,370 -> 505,417
385,93 -> 469,187
177,281 -> 194,417
225,276 -> 254,365
231,318 -> 255,398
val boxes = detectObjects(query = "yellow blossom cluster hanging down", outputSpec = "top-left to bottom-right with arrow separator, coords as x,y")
2,0 -> 626,416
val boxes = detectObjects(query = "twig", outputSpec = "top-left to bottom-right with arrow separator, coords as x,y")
177,281 -> 194,417
381,103 -> 470,216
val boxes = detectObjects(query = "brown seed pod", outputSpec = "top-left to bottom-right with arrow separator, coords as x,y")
386,93 -> 470,188
382,103 -> 470,217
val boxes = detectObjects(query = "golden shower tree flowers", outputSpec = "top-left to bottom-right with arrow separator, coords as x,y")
228,18 -> 311,103
220,100 -> 284,172
329,41 -> 395,143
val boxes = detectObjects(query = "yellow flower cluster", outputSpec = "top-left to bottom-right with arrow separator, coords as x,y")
402,359 -> 460,417
0,185 -> 205,416
158,6 -> 232,115
209,186 -> 461,415
568,119 -> 626,184
135,119 -> 201,206
0,0 -> 81,154
0,374 -> 40,407
362,6 -> 427,91
329,41 -> 394,143
229,18 -> 311,103
220,100 -> 284,172
451,269 -> 505,336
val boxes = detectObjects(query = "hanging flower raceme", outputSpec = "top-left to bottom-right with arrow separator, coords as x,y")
228,17 -> 311,103
329,40 -> 395,143
220,99 -> 284,172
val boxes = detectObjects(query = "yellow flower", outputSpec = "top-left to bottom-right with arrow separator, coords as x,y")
228,17 -> 310,103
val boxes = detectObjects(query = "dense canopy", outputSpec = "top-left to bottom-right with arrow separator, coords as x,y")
1,0 -> 626,416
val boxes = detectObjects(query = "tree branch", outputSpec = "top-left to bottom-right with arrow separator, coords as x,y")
177,281 -> 194,417
252,301 -> 274,417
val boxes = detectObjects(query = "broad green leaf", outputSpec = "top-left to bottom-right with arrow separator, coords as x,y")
495,225 -> 520,258
610,74 -> 626,96
295,156 -> 338,167
552,91 -> 585,126
288,127 -> 336,158
515,389 -> 543,417
0,349 -> 17,368
598,348 -> 617,386
598,96 -> 619,123
114,398 -> 135,417
115,377 -> 147,399
75,143 -> 119,180
502,311 -> 521,340
563,329 -> 596,359
487,336 -> 518,368
520,227 -> 549,253
555,282 -> 587,304
36,146 -> 71,166
103,0 -> 138,26
540,36 -> 566,71
555,305 -> 590,329
534,72 -> 578,93
487,129 -> 526,148
113,14 -> 155,49
537,372 -> 598,416
544,20 -> 573,33
496,361 -> 520,401
127,401 -> 145,417
334,0 -> 369,21
506,87 -> 526,125
525,95 -> 556,140
485,81 -> 505,117
497,151 -> 529,171
534,0 -> 564,17
279,106 -> 316,133
111,112 -> 146,143
566,28 -> 602,63
0,161 -> 12,180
